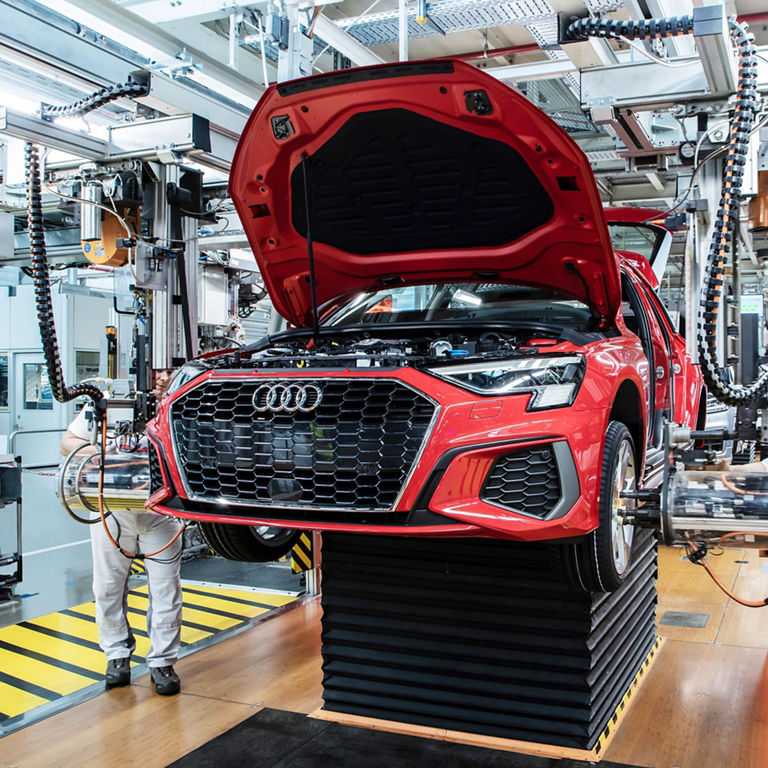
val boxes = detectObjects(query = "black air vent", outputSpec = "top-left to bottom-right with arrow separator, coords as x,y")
481,445 -> 561,517
291,108 -> 554,254
148,442 -> 164,495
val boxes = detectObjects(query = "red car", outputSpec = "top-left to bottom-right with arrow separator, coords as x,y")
146,60 -> 705,591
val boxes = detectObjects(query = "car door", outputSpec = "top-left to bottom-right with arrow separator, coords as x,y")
637,283 -> 700,429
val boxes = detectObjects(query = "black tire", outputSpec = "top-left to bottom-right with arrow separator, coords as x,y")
551,421 -> 637,592
199,522 -> 300,562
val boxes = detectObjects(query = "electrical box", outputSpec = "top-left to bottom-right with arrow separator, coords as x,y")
198,266 -> 230,326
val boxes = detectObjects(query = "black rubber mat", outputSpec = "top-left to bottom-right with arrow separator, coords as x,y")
168,708 -> 643,768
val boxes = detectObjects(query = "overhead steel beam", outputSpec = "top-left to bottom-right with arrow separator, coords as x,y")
487,59 -> 577,83
313,14 -> 386,67
581,56 -> 712,111
609,179 -> 677,203
135,76 -> 250,136
0,0 -> 144,89
0,108 -> 239,170
49,0 -> 263,103
128,0 -> 336,25
0,107 -> 109,159
1,0 -> 257,132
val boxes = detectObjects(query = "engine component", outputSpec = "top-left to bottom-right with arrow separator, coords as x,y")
662,469 -> 768,547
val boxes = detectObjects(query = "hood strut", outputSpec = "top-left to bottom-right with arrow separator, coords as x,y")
301,152 -> 321,342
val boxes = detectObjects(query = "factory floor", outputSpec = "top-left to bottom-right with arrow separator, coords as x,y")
1,541 -> 767,767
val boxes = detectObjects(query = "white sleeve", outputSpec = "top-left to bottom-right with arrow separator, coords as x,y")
68,406 -> 93,441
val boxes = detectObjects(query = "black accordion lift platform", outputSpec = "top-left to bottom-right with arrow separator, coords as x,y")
320,531 -> 658,754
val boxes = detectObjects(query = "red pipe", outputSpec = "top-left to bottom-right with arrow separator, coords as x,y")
454,43 -> 540,62
739,11 -> 768,25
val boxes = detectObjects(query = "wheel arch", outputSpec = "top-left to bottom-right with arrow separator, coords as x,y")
609,379 -> 645,468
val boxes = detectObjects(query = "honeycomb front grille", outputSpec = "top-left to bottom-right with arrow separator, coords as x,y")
170,378 -> 436,512
481,445 -> 561,518
148,442 -> 164,495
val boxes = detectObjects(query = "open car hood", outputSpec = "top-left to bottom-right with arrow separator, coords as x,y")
229,59 -> 621,327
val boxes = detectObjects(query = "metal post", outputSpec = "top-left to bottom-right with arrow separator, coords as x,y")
398,0 -> 409,62
684,213 -> 698,360
229,8 -> 242,70
151,164 -> 182,368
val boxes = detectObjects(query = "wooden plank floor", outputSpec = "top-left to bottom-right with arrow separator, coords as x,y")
2,547 -> 768,768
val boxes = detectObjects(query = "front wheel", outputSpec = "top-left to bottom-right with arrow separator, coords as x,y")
551,421 -> 637,592
199,522 -> 300,562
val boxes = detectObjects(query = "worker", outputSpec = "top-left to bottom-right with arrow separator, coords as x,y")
60,368 -> 183,695
716,454 -> 768,473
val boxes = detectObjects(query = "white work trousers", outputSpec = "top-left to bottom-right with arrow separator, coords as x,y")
90,510 -> 183,668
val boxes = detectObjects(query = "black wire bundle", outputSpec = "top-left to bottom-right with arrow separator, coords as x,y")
566,15 -> 694,40
567,14 -> 765,406
25,142 -> 104,409
40,81 -> 149,120
696,20 -> 764,406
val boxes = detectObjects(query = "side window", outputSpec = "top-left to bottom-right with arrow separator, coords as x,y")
638,285 -> 673,352
620,273 -> 653,363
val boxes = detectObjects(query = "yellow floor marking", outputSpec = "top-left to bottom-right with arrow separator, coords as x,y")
67,603 -> 153,656
0,586 -> 296,726
126,594 -> 243,631
29,612 -> 101,643
177,592 -> 266,618
0,681 -> 49,718
0,626 -> 106,674
189,586 -> 297,608
0,649 -> 94,696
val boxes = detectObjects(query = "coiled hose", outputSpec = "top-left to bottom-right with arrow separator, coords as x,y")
25,143 -> 104,410
568,15 -> 764,406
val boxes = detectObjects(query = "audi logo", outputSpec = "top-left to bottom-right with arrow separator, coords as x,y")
252,383 -> 323,413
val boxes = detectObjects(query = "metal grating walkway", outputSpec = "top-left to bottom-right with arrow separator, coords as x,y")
336,0 -> 556,46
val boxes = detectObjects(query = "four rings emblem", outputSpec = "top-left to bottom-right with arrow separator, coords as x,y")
252,383 -> 323,413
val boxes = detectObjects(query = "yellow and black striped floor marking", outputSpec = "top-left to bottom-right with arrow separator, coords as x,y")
291,532 -> 313,573
0,583 -> 297,732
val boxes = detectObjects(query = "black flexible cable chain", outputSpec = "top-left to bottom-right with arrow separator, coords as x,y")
568,15 -> 764,406
41,80 -> 149,120
25,142 -> 104,409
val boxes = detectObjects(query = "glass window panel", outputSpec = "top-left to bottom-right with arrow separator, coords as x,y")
23,363 -> 53,410
75,350 -> 101,383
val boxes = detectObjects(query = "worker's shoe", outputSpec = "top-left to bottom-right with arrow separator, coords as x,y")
105,657 -> 131,688
150,665 -> 180,696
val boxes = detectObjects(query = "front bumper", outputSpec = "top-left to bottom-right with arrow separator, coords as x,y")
146,367 -> 603,540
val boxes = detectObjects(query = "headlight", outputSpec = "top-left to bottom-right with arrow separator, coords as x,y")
165,361 -> 208,396
427,354 -> 585,410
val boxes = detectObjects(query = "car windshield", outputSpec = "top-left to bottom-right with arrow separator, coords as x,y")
323,283 -> 594,328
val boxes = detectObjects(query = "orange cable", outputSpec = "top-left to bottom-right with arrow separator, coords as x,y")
686,538 -> 768,608
97,418 -> 186,559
